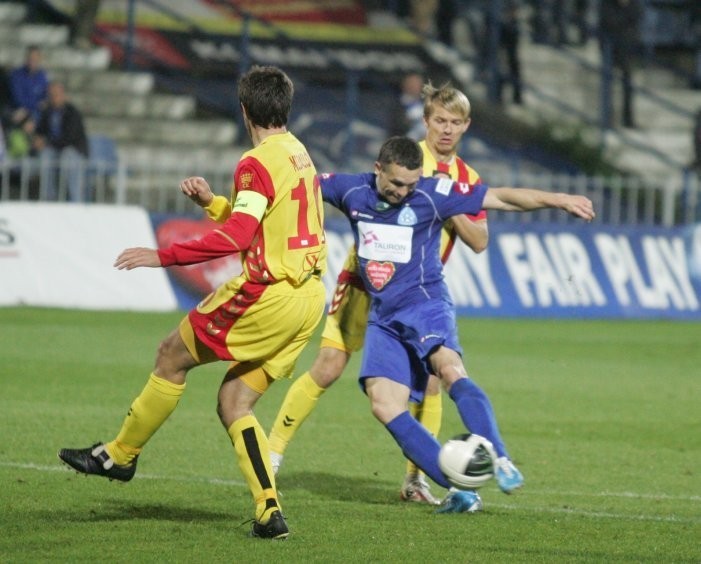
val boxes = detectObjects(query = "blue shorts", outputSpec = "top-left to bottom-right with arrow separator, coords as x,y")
359,298 -> 462,403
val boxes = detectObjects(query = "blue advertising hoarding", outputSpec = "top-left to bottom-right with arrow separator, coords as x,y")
153,213 -> 701,320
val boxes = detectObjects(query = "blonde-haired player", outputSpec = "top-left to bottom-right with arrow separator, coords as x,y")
268,81 -> 489,510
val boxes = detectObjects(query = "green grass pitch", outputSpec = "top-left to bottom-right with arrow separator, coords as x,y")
1,307 -> 699,562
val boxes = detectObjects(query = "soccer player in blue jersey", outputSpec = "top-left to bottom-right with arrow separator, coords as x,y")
269,82 -> 488,508
319,136 -> 594,502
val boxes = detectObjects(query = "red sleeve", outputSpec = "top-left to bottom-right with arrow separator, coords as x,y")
158,212 -> 260,266
158,157 -> 273,267
235,156 -> 275,200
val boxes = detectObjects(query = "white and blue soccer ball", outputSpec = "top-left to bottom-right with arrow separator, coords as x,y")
438,433 -> 496,490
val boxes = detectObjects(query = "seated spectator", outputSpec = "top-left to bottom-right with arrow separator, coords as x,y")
0,99 -> 39,199
33,81 -> 89,201
5,112 -> 34,159
9,45 -> 49,128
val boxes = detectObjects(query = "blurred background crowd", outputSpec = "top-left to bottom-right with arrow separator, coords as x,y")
1,0 -> 700,225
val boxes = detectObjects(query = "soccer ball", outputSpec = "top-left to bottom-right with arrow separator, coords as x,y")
438,433 -> 496,490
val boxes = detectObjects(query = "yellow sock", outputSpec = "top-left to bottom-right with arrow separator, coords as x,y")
228,415 -> 279,521
105,373 -> 185,465
268,371 -> 325,456
406,392 -> 442,476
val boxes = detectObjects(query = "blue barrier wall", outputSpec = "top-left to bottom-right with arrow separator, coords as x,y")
153,213 -> 701,320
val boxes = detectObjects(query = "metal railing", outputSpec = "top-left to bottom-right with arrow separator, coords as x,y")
2,155 -> 699,226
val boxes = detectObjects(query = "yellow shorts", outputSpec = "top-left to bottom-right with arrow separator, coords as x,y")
181,273 -> 326,380
320,247 -> 370,354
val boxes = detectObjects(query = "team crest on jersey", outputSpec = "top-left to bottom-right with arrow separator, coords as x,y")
397,206 -> 417,226
365,260 -> 396,290
239,172 -> 254,190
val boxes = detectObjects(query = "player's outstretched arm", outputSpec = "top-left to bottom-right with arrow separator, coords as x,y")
483,188 -> 595,221
114,247 -> 161,270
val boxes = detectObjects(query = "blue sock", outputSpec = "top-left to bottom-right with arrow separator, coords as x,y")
449,377 -> 508,458
385,411 -> 450,488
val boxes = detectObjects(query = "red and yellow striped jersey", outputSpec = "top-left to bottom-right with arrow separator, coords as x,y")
236,132 -> 326,285
418,140 -> 487,264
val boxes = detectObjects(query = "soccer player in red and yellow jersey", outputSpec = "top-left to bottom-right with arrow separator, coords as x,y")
267,82 -> 488,507
58,66 -> 326,540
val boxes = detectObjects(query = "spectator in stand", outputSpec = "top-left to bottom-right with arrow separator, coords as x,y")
461,0 -> 487,66
9,45 -> 49,128
599,0 -> 642,129
573,0 -> 593,45
0,66 -> 12,112
387,72 -> 426,141
527,0 -> 551,44
71,0 -> 101,49
404,0 -> 455,45
3,63 -> 34,161
553,0 -> 570,45
33,81 -> 89,201
435,0 -> 457,46
497,0 -> 523,105
5,111 -> 35,160
692,108 -> 701,172
0,118 -> 6,164
0,65 -> 13,147
409,0 -> 438,37
692,4 -> 701,89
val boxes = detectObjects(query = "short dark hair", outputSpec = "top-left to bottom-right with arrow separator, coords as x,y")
238,65 -> 293,128
377,136 -> 423,171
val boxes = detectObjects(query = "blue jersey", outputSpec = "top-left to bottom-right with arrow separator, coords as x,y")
321,171 -> 488,398
320,172 -> 488,320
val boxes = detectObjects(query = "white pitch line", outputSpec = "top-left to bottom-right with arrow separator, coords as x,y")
490,502 -> 701,525
2,460 -> 700,525
519,489 -> 701,503
0,460 -> 247,488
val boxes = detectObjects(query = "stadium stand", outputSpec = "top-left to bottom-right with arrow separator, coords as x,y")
1,0 -> 700,225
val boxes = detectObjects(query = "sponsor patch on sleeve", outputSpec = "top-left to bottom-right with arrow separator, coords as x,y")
435,178 -> 453,196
